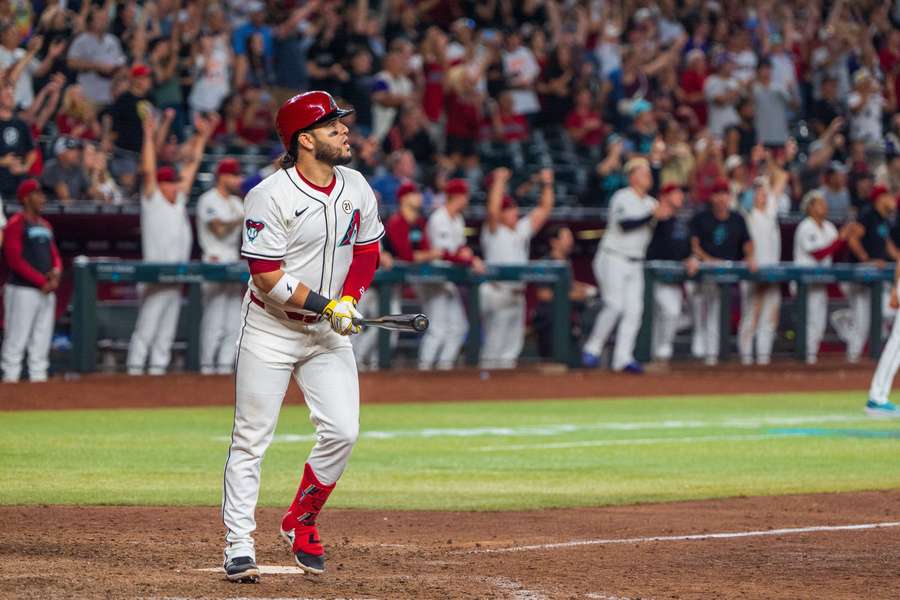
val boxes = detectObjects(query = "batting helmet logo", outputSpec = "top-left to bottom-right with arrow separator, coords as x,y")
245,219 -> 266,242
275,91 -> 355,150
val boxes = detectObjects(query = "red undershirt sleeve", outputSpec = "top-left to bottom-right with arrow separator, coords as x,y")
342,241 -> 380,301
247,258 -> 282,274
810,239 -> 846,261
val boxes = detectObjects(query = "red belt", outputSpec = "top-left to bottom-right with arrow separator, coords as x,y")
250,291 -> 321,323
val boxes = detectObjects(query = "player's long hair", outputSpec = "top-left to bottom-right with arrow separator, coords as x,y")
279,133 -> 300,170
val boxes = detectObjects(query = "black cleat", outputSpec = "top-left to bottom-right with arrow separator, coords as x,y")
224,556 -> 260,583
293,550 -> 325,574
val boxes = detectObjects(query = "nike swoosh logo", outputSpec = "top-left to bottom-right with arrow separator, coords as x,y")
295,207 -> 309,218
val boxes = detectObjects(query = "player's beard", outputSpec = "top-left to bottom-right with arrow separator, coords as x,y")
314,139 -> 352,167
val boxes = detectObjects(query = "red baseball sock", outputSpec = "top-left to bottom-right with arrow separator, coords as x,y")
281,463 -> 335,556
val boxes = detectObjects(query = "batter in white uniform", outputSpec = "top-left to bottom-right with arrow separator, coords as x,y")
419,178 -> 484,370
479,167 -> 554,368
737,175 -> 785,365
221,91 -> 383,583
583,158 -> 668,372
793,190 -> 844,364
197,158 -> 244,374
126,112 -> 213,375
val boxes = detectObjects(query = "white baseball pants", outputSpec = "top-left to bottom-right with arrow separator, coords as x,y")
418,285 -> 468,370
126,284 -> 182,375
222,295 -> 358,562
1,284 -> 55,382
200,283 -> 243,375
737,282 -> 781,365
686,281 -> 706,358
804,284 -> 828,364
841,283 -> 895,362
479,283 -> 526,369
694,281 -> 721,365
652,282 -> 683,361
869,284 -> 900,403
583,252 -> 644,370
351,289 -> 400,370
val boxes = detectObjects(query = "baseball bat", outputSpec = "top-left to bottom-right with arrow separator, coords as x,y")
352,313 -> 429,333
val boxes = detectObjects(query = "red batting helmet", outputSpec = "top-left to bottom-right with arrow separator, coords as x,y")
275,91 -> 354,151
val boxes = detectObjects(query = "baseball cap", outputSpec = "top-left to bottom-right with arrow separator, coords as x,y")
724,155 -> 743,173
445,178 -> 469,196
870,183 -> 892,202
624,157 -> 650,174
710,179 -> 731,194
825,160 -> 847,175
16,178 -> 40,201
216,158 -> 241,177
396,180 -> 419,200
660,182 -> 684,195
53,136 -> 81,156
751,176 -> 768,188
800,189 -> 824,213
631,98 -> 652,117
130,63 -> 151,78
501,195 -> 518,211
156,166 -> 180,183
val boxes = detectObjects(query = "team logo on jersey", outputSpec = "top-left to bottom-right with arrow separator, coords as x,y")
713,224 -> 727,246
245,219 -> 265,242
339,209 -> 361,246
342,199 -> 353,214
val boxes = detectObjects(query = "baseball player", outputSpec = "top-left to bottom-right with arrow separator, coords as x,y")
419,178 -> 484,370
221,91 -> 384,583
841,185 -> 898,363
866,258 -> 900,417
793,190 -> 846,364
126,113 -> 213,375
689,179 -> 756,366
1,179 -> 61,383
479,167 -> 554,368
737,172 -> 787,366
197,158 -> 244,375
645,183 -> 699,363
583,158 -> 668,373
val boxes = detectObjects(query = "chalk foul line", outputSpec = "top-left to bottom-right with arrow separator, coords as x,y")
466,521 -> 900,554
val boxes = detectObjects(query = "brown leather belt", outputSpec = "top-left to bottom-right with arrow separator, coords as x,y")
250,291 -> 321,323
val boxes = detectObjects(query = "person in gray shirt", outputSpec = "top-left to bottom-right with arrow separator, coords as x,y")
65,6 -> 126,107
40,138 -> 95,204
816,161 -> 852,223
752,59 -> 797,147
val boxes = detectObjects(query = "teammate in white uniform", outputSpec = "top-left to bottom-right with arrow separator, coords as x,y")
479,167 -> 554,368
793,190 -> 844,364
221,91 -> 384,583
866,258 -> 900,417
737,172 -> 786,365
419,178 -> 484,370
197,158 -> 245,374
126,113 -> 213,375
583,158 -> 669,372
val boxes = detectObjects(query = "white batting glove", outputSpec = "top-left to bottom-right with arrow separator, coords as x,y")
325,296 -> 362,336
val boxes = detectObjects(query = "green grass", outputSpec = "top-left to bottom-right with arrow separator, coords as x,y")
1,392 -> 899,509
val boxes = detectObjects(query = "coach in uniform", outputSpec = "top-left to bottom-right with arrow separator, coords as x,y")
197,158 -> 245,374
1,179 -> 61,382
126,112 -> 214,375
840,184 -> 899,363
479,167 -> 554,369
645,182 -> 698,364
689,179 -> 756,366
419,178 -> 484,370
221,91 -> 384,582
583,157 -> 669,373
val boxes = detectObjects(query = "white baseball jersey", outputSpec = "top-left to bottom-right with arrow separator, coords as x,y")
480,217 -> 533,264
793,217 -> 838,266
241,166 -> 384,310
197,187 -> 244,263
426,205 -> 466,254
141,190 -> 192,262
744,193 -> 781,265
601,187 -> 658,259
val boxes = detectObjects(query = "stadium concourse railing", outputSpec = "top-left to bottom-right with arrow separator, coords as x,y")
635,261 -> 897,363
70,258 -> 572,373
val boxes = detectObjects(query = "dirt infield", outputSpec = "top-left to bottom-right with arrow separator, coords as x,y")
2,491 -> 898,599
0,358 -> 878,410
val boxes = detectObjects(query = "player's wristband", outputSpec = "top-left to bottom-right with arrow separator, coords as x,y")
268,273 -> 300,304
303,290 -> 332,315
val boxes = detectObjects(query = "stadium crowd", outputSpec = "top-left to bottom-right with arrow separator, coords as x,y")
3,0 -> 900,379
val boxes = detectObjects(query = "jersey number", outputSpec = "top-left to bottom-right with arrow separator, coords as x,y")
339,209 -> 361,247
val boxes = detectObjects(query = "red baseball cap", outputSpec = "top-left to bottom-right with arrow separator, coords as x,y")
275,91 -> 354,150
16,178 -> 40,201
870,183 -> 893,202
660,182 -> 684,195
710,179 -> 730,194
501,195 -> 518,210
396,180 -> 419,200
216,158 -> 241,177
445,178 -> 469,196
131,64 -> 151,78
156,166 -> 180,183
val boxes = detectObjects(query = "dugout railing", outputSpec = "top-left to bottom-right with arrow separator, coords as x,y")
636,261 -> 897,363
70,258 -> 572,373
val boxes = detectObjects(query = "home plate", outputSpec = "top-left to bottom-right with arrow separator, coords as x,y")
197,565 -> 305,574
